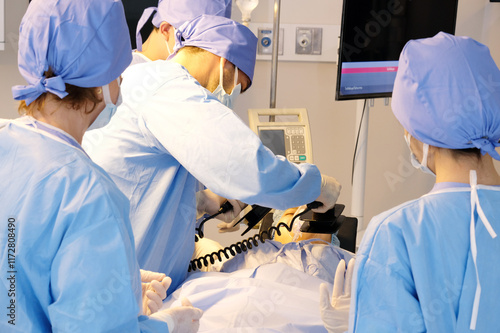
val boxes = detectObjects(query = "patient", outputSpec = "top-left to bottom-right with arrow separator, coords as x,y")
167,205 -> 354,331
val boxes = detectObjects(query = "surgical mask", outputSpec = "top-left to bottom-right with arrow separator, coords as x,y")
404,133 -> 435,176
212,58 -> 241,109
88,79 -> 122,131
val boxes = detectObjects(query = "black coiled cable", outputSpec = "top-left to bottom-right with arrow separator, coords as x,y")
195,201 -> 234,242
189,206 -> 314,272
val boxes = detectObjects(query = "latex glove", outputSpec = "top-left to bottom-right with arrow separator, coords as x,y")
217,218 -> 241,233
313,175 -> 342,213
142,276 -> 172,315
319,258 -> 355,333
196,189 -> 247,222
151,297 -> 203,333
140,269 -> 166,283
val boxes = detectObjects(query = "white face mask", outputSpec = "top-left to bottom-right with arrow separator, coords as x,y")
88,79 -> 122,131
404,132 -> 435,176
212,58 -> 241,109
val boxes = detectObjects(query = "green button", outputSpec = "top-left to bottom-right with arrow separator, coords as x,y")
299,155 -> 306,161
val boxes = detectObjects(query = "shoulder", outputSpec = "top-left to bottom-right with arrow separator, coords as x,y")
121,61 -> 215,108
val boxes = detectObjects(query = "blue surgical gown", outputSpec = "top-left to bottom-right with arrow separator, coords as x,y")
83,60 -> 321,292
0,118 -> 168,332
349,183 -> 500,332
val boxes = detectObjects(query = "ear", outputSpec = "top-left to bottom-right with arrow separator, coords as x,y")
159,22 -> 173,39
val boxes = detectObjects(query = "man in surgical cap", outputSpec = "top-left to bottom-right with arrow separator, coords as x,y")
84,15 -> 341,293
332,32 -> 500,332
132,0 -> 232,65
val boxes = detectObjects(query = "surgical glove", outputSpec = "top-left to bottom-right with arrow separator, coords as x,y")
142,276 -> 172,315
319,258 -> 355,333
151,297 -> 203,333
141,269 -> 166,283
196,189 -> 247,222
313,175 -> 342,213
217,218 -> 241,233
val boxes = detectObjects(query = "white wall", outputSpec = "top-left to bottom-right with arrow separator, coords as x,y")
1,0 -> 500,231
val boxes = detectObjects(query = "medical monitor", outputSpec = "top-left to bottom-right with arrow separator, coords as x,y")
248,109 -> 313,164
335,0 -> 459,101
122,0 -> 158,49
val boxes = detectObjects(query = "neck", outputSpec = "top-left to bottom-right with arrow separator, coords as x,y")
171,50 -> 219,89
32,99 -> 93,145
434,148 -> 500,185
139,31 -> 168,61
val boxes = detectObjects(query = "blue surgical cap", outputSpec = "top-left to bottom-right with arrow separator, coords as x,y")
171,15 -> 258,85
12,0 -> 132,106
392,32 -> 500,160
136,0 -> 232,51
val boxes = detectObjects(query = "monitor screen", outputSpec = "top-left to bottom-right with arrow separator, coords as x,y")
259,129 -> 286,157
122,0 -> 158,49
335,0 -> 459,101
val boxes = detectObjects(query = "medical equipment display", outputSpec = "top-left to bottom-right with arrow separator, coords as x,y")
122,0 -> 157,49
335,0 -> 458,100
248,108 -> 313,163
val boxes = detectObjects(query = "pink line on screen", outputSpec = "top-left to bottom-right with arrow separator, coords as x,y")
342,66 -> 398,74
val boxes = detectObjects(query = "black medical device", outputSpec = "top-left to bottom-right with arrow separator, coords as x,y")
190,201 -> 357,272
335,0 -> 459,101
234,205 -> 273,236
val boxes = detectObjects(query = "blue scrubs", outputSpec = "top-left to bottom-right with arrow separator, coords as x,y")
0,118 -> 168,332
349,183 -> 500,332
84,60 -> 322,292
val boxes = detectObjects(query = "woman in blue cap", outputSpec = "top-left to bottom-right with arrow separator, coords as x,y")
344,32 -> 500,332
0,0 -> 202,331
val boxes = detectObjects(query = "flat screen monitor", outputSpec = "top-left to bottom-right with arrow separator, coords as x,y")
122,0 -> 158,49
335,0 -> 459,101
259,129 -> 287,157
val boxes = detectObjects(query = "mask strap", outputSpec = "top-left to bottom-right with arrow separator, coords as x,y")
469,170 -> 497,330
234,66 -> 239,88
102,84 -> 113,105
165,38 -> 172,56
421,143 -> 430,169
219,58 -> 224,87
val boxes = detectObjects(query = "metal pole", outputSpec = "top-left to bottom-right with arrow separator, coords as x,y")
351,99 -> 370,236
270,0 -> 281,112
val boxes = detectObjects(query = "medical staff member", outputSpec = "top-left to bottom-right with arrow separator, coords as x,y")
84,15 -> 341,293
345,33 -> 500,332
133,0 -> 232,65
0,0 -> 202,332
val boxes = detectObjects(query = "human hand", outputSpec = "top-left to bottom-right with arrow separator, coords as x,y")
313,175 -> 342,213
196,189 -> 247,222
140,269 -> 166,283
141,273 -> 172,315
319,258 -> 355,333
151,297 -> 204,333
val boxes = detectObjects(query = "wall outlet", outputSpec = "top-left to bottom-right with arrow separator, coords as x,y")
257,27 -> 284,55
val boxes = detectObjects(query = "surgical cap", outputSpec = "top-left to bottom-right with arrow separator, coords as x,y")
12,0 -> 132,106
171,15 -> 258,85
392,32 -> 500,160
136,0 -> 232,51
